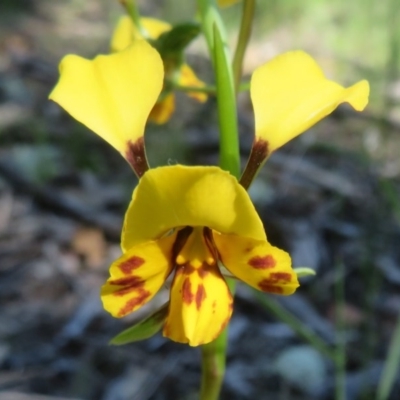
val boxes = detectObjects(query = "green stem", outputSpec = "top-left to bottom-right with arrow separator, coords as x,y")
120,0 -> 148,38
334,262 -> 346,400
197,0 -> 240,177
197,1 -> 242,399
213,24 -> 240,176
171,81 -> 250,95
171,83 -> 217,94
200,278 -> 236,400
232,0 -> 255,92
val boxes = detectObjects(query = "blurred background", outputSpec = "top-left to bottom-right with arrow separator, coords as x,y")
1,1 -> 400,399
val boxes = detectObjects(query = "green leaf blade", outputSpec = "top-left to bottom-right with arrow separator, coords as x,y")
110,303 -> 169,346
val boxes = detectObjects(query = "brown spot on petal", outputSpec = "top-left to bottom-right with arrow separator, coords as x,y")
176,263 -> 196,276
248,255 -> 276,269
184,265 -> 196,275
182,277 -> 194,305
271,272 -> 292,282
258,272 -> 292,293
126,137 -> 149,178
195,284 -> 206,310
197,262 -> 212,278
119,256 -> 145,275
117,288 -> 151,317
258,283 -> 284,294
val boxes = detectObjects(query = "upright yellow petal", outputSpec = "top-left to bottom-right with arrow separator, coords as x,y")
111,16 -> 172,52
110,15 -> 140,52
122,165 -> 266,250
101,232 -> 177,318
142,18 -> 171,39
149,93 -> 176,124
49,41 -> 163,157
179,64 -> 208,103
251,51 -> 369,153
213,232 -> 299,295
163,228 -> 233,346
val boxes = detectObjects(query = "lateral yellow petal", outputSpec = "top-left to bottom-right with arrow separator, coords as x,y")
179,64 -> 207,103
149,93 -> 176,124
49,41 -> 163,157
110,15 -> 140,52
111,16 -> 172,52
163,228 -> 233,346
122,165 -> 266,250
251,51 -> 370,153
101,232 -> 177,318
213,232 -> 299,295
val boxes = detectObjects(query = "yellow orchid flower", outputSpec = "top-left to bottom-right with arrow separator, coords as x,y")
49,41 -> 369,346
101,165 -> 298,346
111,16 -> 207,124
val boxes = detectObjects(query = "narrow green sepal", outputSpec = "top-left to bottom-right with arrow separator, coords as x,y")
294,267 -> 316,278
110,303 -> 169,345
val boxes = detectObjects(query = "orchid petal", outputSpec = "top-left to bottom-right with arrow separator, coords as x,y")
251,51 -> 369,153
213,232 -> 299,295
50,41 -> 163,158
101,232 -> 177,317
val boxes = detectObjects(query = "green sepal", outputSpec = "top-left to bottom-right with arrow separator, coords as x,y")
110,303 -> 169,345
294,267 -> 316,278
152,22 -> 201,63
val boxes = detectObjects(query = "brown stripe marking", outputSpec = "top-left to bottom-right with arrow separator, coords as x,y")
109,276 -> 145,296
117,288 -> 151,317
195,284 -> 206,310
182,277 -> 194,305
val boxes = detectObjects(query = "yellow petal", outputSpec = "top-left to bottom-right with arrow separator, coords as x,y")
251,51 -> 370,153
213,232 -> 299,295
49,41 -> 163,157
111,16 -> 172,52
163,228 -> 233,346
122,165 -> 266,250
101,232 -> 177,318
179,64 -> 208,103
149,93 -> 176,124
110,15 -> 140,52
142,18 -> 172,39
